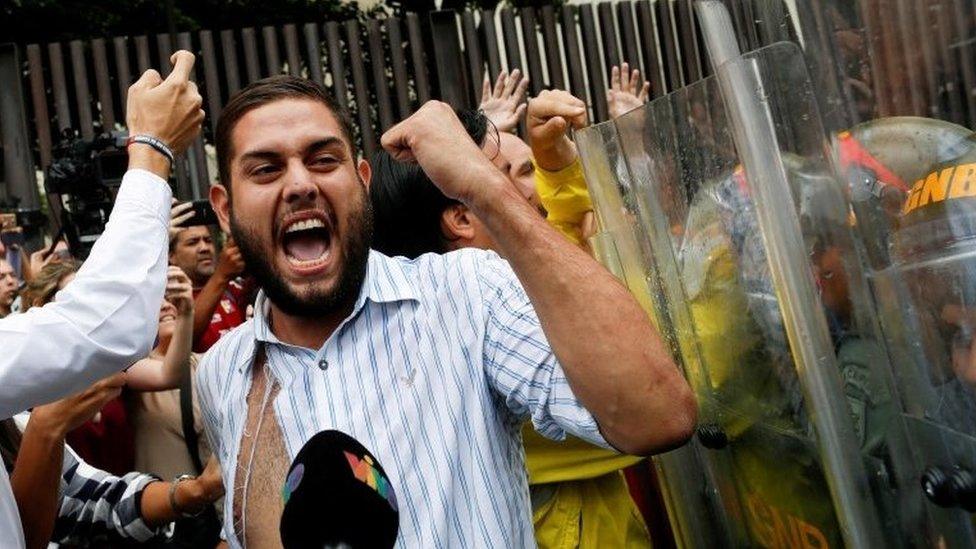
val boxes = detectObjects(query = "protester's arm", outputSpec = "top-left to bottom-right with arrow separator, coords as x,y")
0,52 -> 203,418
529,91 -> 595,247
138,457 -> 223,526
51,448 -> 160,544
125,267 -> 195,391
192,239 -> 244,346
20,380 -> 220,544
533,160 -> 593,247
381,101 -> 695,455
11,425 -> 62,549
11,374 -> 125,549
51,448 -> 217,543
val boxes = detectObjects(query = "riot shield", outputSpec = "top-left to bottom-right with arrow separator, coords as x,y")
577,116 -> 740,548
577,34 -> 943,547
709,0 -> 976,544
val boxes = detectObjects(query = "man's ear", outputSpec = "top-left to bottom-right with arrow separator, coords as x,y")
439,204 -> 476,245
357,158 -> 372,191
210,184 -> 232,235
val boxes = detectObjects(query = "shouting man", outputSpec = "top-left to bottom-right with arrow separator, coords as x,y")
196,75 -> 695,547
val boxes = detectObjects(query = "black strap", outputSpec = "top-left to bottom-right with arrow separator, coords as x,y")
179,369 -> 204,474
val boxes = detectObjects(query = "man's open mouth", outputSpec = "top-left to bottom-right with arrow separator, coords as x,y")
281,213 -> 333,270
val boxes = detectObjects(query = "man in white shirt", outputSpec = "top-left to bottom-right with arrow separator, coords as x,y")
0,50 -> 204,546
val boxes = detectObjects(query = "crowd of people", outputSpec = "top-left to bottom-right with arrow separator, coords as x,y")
0,50 -> 695,548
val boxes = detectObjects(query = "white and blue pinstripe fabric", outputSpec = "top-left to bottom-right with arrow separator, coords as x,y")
196,248 -> 612,548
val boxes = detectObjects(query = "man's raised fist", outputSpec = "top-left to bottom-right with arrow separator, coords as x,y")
126,50 -> 204,155
381,101 -> 504,206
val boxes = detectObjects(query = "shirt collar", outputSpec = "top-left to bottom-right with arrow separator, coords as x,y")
249,249 -> 420,349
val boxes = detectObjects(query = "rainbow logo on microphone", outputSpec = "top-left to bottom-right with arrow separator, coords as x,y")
345,451 -> 399,513
281,464 -> 304,504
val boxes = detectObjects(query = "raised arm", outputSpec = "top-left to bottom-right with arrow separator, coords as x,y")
12,374 -> 125,549
528,90 -> 595,248
124,266 -> 195,391
0,51 -> 204,418
381,101 -> 695,455
192,238 -> 244,347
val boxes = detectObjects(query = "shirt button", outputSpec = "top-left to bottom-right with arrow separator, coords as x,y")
318,359 -> 329,371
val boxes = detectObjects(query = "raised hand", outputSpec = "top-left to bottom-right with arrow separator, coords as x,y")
381,100 -> 506,207
165,266 -> 194,317
215,237 -> 245,282
479,69 -> 529,133
27,246 -> 61,280
169,199 -> 194,240
607,62 -> 650,119
125,50 -> 204,177
527,89 -> 587,171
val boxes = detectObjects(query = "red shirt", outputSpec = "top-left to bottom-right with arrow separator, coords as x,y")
66,396 -> 134,476
193,277 -> 252,353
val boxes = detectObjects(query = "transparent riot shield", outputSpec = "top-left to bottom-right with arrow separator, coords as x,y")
697,0 -> 976,544
577,35 -> 944,547
577,116 -> 741,548
789,1 -> 976,541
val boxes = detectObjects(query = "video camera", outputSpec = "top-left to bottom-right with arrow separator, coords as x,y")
45,130 -> 130,259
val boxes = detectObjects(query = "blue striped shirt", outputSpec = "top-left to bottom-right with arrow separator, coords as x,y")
196,249 -> 611,548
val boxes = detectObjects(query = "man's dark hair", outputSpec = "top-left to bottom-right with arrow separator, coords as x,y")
456,108 -> 490,149
369,150 -> 458,258
215,75 -> 356,190
369,108 -> 489,259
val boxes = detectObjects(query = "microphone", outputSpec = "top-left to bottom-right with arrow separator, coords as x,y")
280,430 -> 400,548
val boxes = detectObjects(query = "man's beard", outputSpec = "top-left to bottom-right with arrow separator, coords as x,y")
229,188 -> 374,318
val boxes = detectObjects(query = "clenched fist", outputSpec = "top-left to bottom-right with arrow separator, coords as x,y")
125,50 -> 204,174
527,89 -> 588,171
380,101 -> 507,207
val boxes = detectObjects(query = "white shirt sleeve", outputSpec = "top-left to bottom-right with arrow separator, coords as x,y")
0,169 -> 171,418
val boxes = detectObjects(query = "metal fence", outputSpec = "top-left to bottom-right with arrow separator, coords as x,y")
2,1 -> 727,205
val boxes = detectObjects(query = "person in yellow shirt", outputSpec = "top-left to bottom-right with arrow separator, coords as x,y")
516,87 -> 652,549
478,69 -> 664,548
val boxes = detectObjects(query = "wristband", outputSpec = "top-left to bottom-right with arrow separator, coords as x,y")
169,474 -> 205,518
126,134 -> 175,165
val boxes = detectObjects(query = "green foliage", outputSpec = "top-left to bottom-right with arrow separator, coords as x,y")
1,0 -> 363,44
